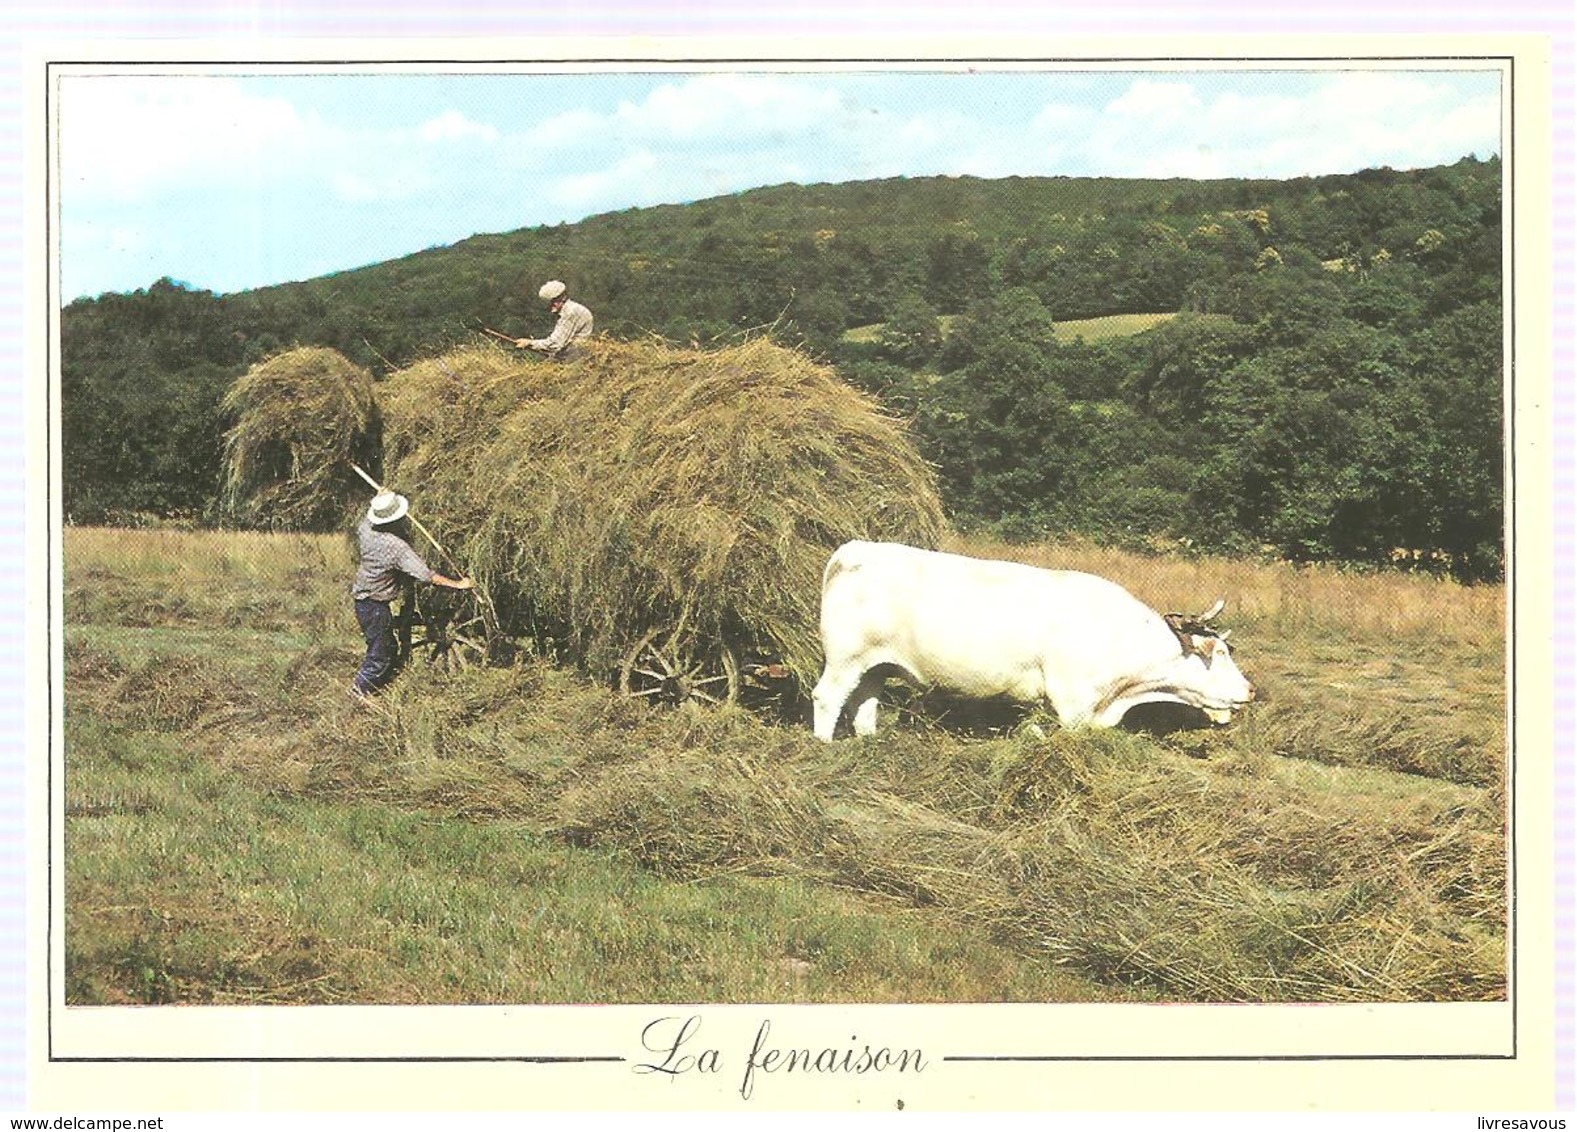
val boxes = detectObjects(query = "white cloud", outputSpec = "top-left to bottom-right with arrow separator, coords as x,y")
59,76 -> 311,202
1075,73 -> 1500,180
1105,79 -> 1203,122
547,149 -> 663,210
418,110 -> 499,145
330,168 -> 436,203
522,107 -> 606,149
1298,74 -> 1501,170
622,74 -> 843,140
511,75 -> 920,203
1031,102 -> 1093,137
893,110 -> 974,154
60,78 -> 506,210
526,74 -> 846,152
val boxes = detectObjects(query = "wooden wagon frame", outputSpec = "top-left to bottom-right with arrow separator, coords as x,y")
398,581 -> 795,709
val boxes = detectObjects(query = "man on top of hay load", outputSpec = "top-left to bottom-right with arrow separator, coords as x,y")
352,489 -> 474,699
514,279 -> 593,360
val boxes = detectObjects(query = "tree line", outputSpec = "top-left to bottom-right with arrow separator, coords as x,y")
60,156 -> 1504,580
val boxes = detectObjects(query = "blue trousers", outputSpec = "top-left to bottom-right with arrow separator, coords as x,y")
353,598 -> 400,695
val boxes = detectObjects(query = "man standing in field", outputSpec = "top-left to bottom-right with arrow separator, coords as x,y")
514,279 -> 594,360
352,489 -> 474,699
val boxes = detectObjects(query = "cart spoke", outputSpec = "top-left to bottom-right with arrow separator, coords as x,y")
619,631 -> 739,707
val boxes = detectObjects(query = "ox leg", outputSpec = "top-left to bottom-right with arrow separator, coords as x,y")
812,665 -> 863,742
849,671 -> 887,737
1092,697 -> 1135,729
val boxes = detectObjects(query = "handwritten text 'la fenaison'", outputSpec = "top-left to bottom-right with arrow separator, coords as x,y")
634,1015 -> 927,1100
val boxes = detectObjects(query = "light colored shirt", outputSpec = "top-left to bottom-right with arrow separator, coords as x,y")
352,517 -> 434,602
530,299 -> 594,356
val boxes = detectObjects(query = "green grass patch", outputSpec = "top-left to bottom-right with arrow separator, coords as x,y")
1051,312 -> 1179,343
66,710 -> 1126,1005
843,311 -> 1178,346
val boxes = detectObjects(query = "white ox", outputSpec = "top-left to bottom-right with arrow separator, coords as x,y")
811,540 -> 1254,740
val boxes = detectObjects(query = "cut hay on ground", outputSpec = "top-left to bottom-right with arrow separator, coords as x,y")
221,347 -> 382,531
223,336 -> 946,687
66,526 -> 1508,1004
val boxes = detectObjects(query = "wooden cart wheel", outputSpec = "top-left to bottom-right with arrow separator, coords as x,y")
619,628 -> 739,706
408,592 -> 495,673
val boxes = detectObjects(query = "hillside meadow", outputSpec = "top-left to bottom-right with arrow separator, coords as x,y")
61,526 -> 1507,1005
844,312 -> 1179,347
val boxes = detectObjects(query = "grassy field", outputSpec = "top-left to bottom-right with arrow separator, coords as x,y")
61,526 -> 1507,1005
843,311 -> 1178,346
1047,312 -> 1179,343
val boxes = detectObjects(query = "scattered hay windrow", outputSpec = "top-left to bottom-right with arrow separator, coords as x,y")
182,623 -> 1502,1004
68,649 -> 252,733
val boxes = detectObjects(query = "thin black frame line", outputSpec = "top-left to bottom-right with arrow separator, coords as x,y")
43,56 -> 1516,67
52,1056 -> 625,1065
48,1052 -> 1514,1066
1507,51 -> 1519,1062
945,1054 -> 1517,1064
42,53 -> 1522,1066
45,54 -> 56,1066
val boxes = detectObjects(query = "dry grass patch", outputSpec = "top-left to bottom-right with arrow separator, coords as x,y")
65,527 -> 349,634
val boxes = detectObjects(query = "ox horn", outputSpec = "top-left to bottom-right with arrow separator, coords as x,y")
1196,598 -> 1226,623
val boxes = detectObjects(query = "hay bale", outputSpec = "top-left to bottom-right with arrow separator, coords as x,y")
378,336 -> 946,684
221,347 -> 381,530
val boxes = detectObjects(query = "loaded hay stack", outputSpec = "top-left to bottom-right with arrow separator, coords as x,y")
221,346 -> 382,531
223,336 -> 946,700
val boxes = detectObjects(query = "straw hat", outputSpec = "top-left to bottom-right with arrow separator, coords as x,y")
367,490 -> 410,525
539,280 -> 567,302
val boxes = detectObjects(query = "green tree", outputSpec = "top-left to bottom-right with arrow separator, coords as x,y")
1407,300 -> 1505,580
878,291 -> 943,368
1188,321 -> 1459,568
916,289 -> 1076,528
1127,313 -> 1257,422
924,231 -> 991,313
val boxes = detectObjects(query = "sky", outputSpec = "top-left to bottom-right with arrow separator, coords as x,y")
55,66 -> 1504,301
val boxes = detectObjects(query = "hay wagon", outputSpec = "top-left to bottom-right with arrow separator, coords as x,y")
405,575 -> 772,708
224,337 -> 946,709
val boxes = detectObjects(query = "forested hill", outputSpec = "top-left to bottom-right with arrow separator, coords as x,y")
61,156 -> 1504,578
